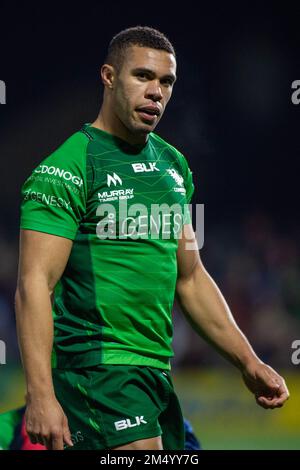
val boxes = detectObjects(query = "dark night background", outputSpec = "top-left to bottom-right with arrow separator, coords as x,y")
0,4 -> 299,219
0,2 -> 300,449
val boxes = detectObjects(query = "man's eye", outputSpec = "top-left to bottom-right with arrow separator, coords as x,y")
137,73 -> 148,80
162,79 -> 173,87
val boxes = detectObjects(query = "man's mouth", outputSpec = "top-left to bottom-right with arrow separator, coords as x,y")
135,106 -> 161,123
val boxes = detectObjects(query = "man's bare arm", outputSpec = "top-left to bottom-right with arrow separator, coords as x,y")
176,224 -> 289,409
15,229 -> 74,449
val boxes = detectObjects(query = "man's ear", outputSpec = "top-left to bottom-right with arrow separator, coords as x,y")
101,64 -> 115,89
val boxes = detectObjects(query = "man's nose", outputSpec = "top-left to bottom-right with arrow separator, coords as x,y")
145,80 -> 163,101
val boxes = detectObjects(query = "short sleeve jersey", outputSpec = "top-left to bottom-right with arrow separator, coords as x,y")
20,124 -> 194,370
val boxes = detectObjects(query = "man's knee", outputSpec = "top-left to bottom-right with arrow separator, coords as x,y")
112,436 -> 163,450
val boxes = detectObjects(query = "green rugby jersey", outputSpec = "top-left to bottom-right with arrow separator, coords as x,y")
20,123 -> 194,370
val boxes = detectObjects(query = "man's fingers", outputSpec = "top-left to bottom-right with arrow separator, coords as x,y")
28,432 -> 38,444
257,397 -> 280,409
245,364 -> 290,410
261,372 -> 281,391
63,416 -> 73,448
50,432 -> 64,450
260,382 -> 290,407
29,433 -> 47,446
273,390 -> 290,406
256,397 -> 270,409
39,435 -> 50,447
277,382 -> 290,399
259,372 -> 289,401
257,393 -> 289,409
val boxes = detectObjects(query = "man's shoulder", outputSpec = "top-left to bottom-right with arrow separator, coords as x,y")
54,127 -> 91,155
150,132 -> 188,166
38,127 -> 91,169
150,132 -> 182,155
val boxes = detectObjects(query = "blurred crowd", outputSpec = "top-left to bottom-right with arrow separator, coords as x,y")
173,212 -> 300,369
1,211 -> 299,369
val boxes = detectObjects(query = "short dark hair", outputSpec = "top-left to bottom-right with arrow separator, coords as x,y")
105,26 -> 176,71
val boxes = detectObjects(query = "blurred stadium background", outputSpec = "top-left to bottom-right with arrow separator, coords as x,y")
0,4 -> 299,449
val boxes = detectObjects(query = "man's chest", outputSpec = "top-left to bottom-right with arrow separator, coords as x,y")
87,149 -> 187,208
83,148 -> 188,239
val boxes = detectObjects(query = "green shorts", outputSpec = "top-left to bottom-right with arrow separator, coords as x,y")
52,365 -> 185,450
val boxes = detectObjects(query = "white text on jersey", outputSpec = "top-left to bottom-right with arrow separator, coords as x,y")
132,163 -> 160,173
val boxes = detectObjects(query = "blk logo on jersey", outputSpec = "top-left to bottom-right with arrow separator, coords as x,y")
132,162 -> 160,173
107,173 -> 122,187
114,416 -> 147,431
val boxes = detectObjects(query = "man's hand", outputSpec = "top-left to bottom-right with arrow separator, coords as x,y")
25,395 -> 73,450
242,361 -> 290,409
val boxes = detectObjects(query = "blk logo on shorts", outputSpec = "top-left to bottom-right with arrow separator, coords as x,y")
114,416 -> 147,431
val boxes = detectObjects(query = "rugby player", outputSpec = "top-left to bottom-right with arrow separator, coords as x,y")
15,26 -> 289,450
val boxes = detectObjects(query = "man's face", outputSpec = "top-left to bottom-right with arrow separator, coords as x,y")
111,46 -> 177,136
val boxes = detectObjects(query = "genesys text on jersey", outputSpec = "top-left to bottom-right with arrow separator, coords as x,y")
23,189 -> 73,212
96,200 -> 204,247
96,200 -> 190,240
22,187 -> 205,246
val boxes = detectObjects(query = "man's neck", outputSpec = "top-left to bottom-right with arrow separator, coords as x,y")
91,110 -> 149,147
